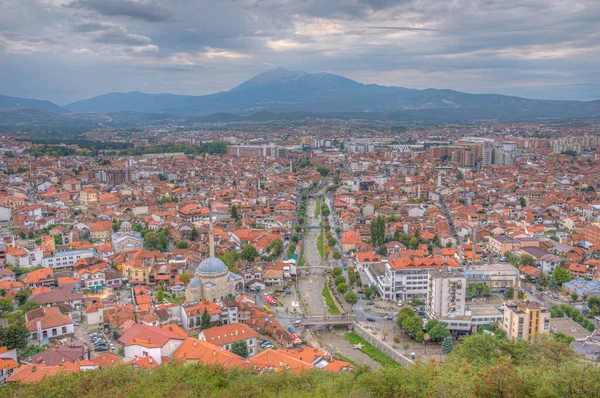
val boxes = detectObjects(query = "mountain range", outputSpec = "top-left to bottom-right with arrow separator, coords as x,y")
1,68 -> 600,132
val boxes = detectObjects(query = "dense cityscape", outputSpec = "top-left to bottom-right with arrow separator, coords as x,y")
0,120 -> 598,395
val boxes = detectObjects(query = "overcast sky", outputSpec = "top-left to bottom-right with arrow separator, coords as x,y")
1,0 -> 599,105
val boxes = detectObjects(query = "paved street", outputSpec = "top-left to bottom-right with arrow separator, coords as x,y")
298,194 -> 329,315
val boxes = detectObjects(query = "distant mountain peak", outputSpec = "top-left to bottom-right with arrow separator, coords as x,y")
245,68 -> 308,85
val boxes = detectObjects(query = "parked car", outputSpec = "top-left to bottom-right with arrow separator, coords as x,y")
95,345 -> 109,351
366,301 -> 375,306
287,326 -> 295,333
384,315 -> 393,320
366,317 -> 376,322
104,324 -> 110,334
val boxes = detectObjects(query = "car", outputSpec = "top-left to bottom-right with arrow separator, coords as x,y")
90,333 -> 101,338
384,316 -> 393,320
260,339 -> 268,345
287,326 -> 295,333
95,345 -> 109,351
366,317 -> 376,322
366,301 -> 375,306
397,300 -> 403,307
94,339 -> 107,346
264,344 -> 275,349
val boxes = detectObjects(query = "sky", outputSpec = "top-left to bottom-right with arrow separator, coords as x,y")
0,0 -> 599,105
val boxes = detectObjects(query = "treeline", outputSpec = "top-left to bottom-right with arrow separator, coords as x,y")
127,141 -> 228,156
4,333 -> 599,397
19,137 -> 133,150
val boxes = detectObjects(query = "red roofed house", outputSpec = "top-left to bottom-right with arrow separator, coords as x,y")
341,230 -> 362,253
198,323 -> 258,357
118,324 -> 186,364
25,307 -> 74,345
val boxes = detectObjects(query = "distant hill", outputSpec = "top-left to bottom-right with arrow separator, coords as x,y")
62,68 -> 600,120
0,94 -> 67,114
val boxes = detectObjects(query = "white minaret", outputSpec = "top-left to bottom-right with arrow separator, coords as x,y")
258,177 -> 261,191
208,202 -> 215,258
417,183 -> 421,199
289,160 -> 293,173
437,174 -> 442,188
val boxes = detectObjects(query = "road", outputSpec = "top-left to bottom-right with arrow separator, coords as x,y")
298,191 -> 330,316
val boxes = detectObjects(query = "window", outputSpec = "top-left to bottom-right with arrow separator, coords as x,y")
142,351 -> 148,357
52,328 -> 58,336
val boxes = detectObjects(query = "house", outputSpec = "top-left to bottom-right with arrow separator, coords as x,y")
249,349 -> 314,373
263,269 -> 283,286
5,247 -> 29,268
22,340 -> 90,366
198,323 -> 258,357
25,307 -> 74,345
181,301 -> 221,330
30,287 -> 83,309
341,230 -> 362,252
77,353 -> 122,371
21,268 -> 54,288
172,337 -> 249,368
6,363 -> 79,384
0,347 -> 19,385
118,324 -> 187,364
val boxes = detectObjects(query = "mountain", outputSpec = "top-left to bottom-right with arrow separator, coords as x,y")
63,68 -> 600,120
0,94 -> 67,114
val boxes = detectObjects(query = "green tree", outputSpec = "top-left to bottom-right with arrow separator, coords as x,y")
519,197 -> 527,208
0,298 -> 13,316
267,239 -> 284,256
179,272 -> 191,284
231,340 -> 249,358
553,267 -> 572,285
397,307 -> 416,329
0,324 -> 29,351
156,283 -> 165,304
441,335 -> 454,355
201,308 -> 211,330
240,244 -> 260,262
230,205 -> 239,220
19,300 -> 40,313
363,286 -> 376,300
331,267 -> 343,278
332,250 -> 342,259
334,275 -> 346,286
520,254 -> 535,267
190,228 -> 199,241
344,291 -> 358,306
336,283 -> 349,294
402,316 -> 424,340
15,289 -> 31,306
426,319 -> 451,342
370,215 -> 386,247
176,241 -> 189,249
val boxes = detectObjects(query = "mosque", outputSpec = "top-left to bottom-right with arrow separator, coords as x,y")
186,206 -> 242,302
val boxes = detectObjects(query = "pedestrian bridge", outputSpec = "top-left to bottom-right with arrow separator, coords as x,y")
303,225 -> 323,230
301,315 -> 355,325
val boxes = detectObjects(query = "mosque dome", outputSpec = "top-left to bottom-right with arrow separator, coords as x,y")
196,257 -> 227,274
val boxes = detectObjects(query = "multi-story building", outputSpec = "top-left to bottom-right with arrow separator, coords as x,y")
427,270 -> 466,319
502,301 -> 550,341
488,236 -> 539,257
462,263 -> 519,293
91,168 -> 132,186
41,249 -> 95,270
226,145 -> 288,159
365,257 -> 461,301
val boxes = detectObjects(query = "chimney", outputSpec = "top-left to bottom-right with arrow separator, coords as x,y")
32,365 -> 37,372
235,330 -> 238,336
149,358 -> 153,364
213,350 -> 216,357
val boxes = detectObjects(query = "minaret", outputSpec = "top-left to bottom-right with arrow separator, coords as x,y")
417,183 -> 421,199
258,177 -> 261,191
437,174 -> 442,188
289,160 -> 293,173
209,202 -> 215,258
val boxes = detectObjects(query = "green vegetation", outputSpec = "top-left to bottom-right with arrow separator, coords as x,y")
466,283 -> 491,299
127,141 -> 228,156
240,244 -> 260,262
344,332 -> 399,367
549,304 -> 596,332
553,267 -> 573,285
5,333 -> 600,397
231,341 -> 249,358
322,282 -> 340,314
333,354 -> 358,367
317,232 -> 324,260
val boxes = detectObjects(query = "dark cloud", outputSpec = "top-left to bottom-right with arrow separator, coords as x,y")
66,0 -> 171,23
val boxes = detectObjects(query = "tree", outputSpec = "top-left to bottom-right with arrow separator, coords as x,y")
316,166 -> 330,177
402,316 -> 424,340
231,340 -> 249,358
19,300 -> 40,313
397,307 -> 416,328
14,289 -> 31,306
176,241 -> 189,249
344,291 -> 358,306
190,228 -> 199,241
331,267 -> 343,278
332,250 -> 342,260
520,254 -> 535,267
240,244 -> 259,262
426,319 -> 450,342
553,267 -> 572,285
370,215 -> 386,247
267,239 -> 284,256
0,324 -> 29,351
441,336 -> 453,355
201,308 -> 211,330
230,205 -> 239,220
179,272 -> 191,284
0,298 -> 13,316
519,197 -> 527,208
336,283 -> 348,294
156,284 -> 165,304
334,275 -> 346,286
376,245 -> 388,256
364,286 -> 376,300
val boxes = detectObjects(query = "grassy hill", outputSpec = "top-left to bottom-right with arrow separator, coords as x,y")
4,334 -> 600,398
